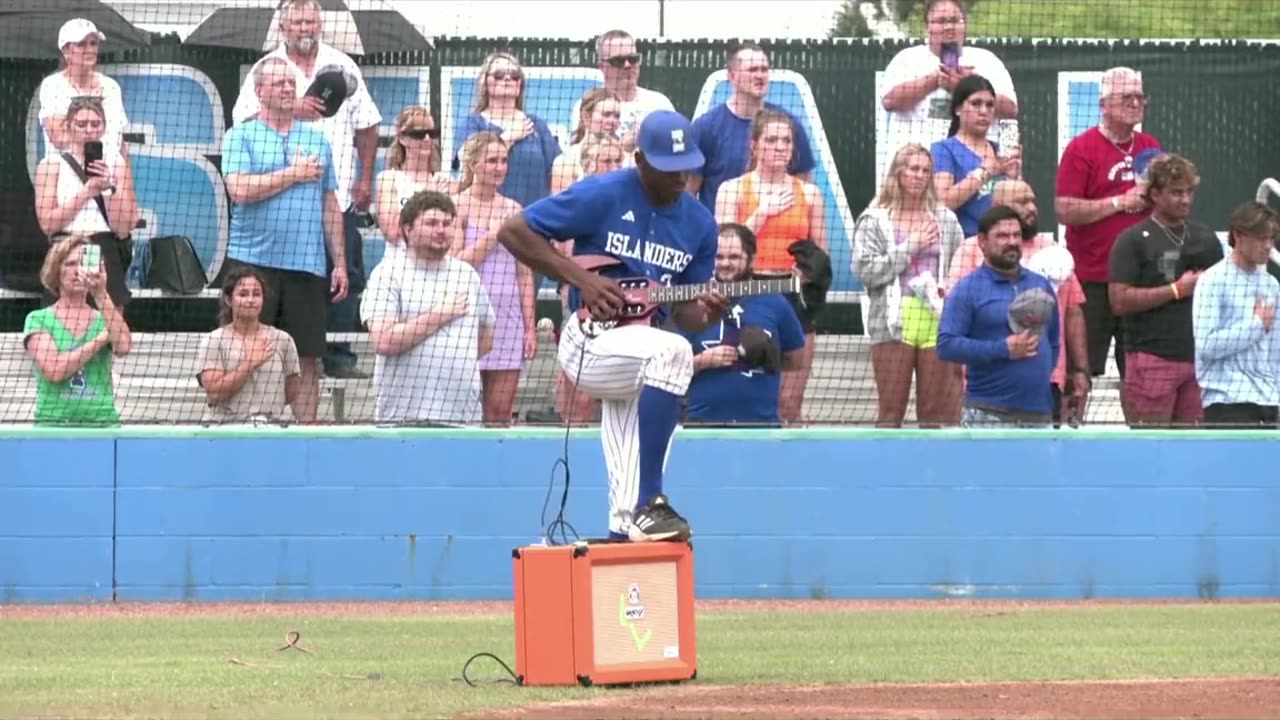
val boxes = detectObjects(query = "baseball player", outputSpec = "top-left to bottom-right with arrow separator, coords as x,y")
497,110 -> 726,542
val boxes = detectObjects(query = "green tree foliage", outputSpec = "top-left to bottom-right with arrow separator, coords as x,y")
831,0 -> 1280,39
831,0 -> 967,38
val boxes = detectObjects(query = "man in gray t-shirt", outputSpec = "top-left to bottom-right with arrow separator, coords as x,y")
360,191 -> 495,424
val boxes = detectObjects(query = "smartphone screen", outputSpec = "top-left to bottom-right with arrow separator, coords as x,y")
82,244 -> 102,275
83,141 -> 103,169
940,42 -> 960,70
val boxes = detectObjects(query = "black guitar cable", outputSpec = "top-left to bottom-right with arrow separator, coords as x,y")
540,314 -> 588,547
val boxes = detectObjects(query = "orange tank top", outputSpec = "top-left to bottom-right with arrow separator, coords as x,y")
735,173 -> 811,273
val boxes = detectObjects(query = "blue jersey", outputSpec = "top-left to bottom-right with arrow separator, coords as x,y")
522,168 -> 718,322
689,102 -> 817,213
683,294 -> 806,425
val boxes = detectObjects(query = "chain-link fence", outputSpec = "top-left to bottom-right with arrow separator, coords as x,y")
1,0 -> 1278,427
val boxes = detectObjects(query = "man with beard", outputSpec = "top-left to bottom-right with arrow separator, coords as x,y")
1108,153 -> 1222,428
233,0 -> 382,381
946,181 -> 1090,425
938,205 -> 1060,427
681,223 -> 806,427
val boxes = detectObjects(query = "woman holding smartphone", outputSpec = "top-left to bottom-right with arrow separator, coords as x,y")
23,234 -> 132,427
34,96 -> 140,308
930,74 -> 1021,239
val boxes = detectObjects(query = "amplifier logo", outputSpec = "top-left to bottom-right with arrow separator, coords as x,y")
619,582 -> 652,649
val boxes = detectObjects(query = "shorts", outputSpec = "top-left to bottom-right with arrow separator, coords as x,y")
900,295 -> 939,349
219,258 -> 329,358
1122,351 -> 1202,424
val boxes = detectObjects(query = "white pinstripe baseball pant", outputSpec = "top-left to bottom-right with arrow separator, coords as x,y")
558,315 -> 694,535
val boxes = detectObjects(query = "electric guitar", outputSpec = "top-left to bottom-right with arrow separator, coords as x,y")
572,254 -> 803,326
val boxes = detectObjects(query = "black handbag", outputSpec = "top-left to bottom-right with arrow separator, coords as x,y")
144,235 -> 209,294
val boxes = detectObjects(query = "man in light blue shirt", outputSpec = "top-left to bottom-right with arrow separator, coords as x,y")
1192,202 -> 1280,428
221,56 -> 348,423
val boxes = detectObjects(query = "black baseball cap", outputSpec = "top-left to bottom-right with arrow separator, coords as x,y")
304,65 -> 358,118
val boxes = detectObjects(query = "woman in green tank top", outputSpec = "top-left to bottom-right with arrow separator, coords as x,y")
23,235 -> 132,426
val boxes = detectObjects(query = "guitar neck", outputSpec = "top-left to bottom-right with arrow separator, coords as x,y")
649,276 -> 797,304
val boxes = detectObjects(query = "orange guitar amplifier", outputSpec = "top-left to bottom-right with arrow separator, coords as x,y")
512,539 -> 697,687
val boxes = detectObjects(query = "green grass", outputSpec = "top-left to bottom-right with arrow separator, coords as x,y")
836,0 -> 1280,39
1,605 -> 1278,719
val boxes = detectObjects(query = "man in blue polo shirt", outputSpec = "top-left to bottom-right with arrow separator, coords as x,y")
938,205 -> 1060,427
684,223 -> 806,426
497,110 -> 727,543
686,42 -> 817,212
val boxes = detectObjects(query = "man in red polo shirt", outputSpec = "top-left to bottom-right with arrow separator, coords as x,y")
1054,67 -> 1160,383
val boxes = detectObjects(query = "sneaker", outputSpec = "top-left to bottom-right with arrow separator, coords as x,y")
628,495 -> 692,542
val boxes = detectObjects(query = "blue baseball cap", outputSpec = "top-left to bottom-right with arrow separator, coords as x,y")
636,110 -> 704,173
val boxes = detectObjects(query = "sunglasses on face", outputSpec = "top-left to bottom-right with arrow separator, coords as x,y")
489,70 -> 523,82
606,54 -> 641,68
403,128 -> 440,140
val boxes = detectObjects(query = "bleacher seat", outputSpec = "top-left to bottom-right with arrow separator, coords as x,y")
0,331 -> 1126,426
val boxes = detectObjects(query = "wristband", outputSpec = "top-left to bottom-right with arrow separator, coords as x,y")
1170,283 -> 1180,300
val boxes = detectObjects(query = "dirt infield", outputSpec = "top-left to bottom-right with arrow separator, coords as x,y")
476,677 -> 1280,720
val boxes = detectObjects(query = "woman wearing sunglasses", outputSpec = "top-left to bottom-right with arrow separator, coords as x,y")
454,52 -> 561,209
34,97 -> 140,309
375,106 -> 454,263
38,19 -> 128,156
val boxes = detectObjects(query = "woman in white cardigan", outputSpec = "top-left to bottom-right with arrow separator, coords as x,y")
853,143 -> 965,428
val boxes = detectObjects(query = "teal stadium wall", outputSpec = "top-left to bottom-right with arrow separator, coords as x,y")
2,428 -> 1279,603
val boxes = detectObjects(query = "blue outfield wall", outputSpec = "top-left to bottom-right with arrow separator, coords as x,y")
2,428 -> 1280,603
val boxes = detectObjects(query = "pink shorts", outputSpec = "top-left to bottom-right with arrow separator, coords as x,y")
1122,351 -> 1203,425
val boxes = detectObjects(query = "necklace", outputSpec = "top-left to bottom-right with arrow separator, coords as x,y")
1100,125 -> 1135,164
1151,217 -> 1186,248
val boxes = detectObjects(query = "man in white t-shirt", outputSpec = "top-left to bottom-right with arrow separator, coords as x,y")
572,30 -> 675,154
360,190 -> 496,425
231,0 -> 382,381
877,0 -> 1018,183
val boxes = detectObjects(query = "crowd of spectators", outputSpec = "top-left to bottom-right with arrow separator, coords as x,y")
14,0 -> 1280,429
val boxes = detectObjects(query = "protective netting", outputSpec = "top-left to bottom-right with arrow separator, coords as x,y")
1,0 -> 1278,427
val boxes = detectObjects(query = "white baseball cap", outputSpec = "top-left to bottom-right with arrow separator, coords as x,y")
58,19 -> 105,49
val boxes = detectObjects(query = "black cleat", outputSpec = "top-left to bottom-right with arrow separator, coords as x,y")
628,495 -> 692,542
